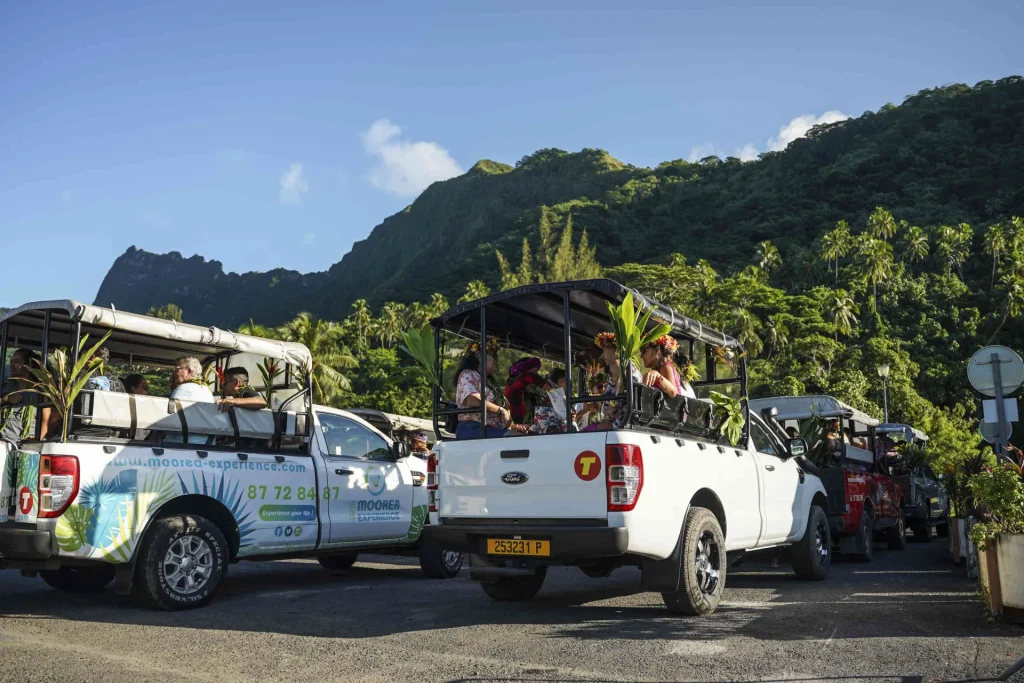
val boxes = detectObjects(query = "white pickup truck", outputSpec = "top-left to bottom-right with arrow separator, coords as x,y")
0,300 -> 462,610
423,280 -> 831,615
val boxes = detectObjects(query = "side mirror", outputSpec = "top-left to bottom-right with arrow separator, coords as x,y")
787,437 -> 808,458
393,440 -> 410,460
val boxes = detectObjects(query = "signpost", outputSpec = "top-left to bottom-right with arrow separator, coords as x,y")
968,345 -> 1024,458
980,419 -> 1012,444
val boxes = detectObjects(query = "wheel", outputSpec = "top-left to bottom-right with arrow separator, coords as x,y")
479,567 -> 547,601
936,503 -> 949,538
40,565 -> 116,592
134,514 -> 229,611
886,510 -> 907,550
791,505 -> 831,580
418,541 -> 464,579
911,515 -> 930,543
851,510 -> 874,562
317,553 -> 359,571
662,507 -> 726,615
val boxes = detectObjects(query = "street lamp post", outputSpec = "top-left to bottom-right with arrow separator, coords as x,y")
877,364 -> 890,422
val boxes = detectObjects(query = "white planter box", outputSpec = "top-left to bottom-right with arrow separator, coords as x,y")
996,533 -> 1024,610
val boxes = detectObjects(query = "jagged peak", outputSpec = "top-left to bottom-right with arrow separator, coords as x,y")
469,159 -> 513,175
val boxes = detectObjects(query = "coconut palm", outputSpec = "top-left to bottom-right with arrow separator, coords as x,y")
867,206 -> 898,241
830,293 -> 860,341
728,308 -> 763,358
756,241 -> 782,278
764,313 -> 789,360
238,319 -> 278,339
278,312 -> 358,403
856,237 -> 893,312
376,302 -> 406,348
988,266 -> 1024,345
902,225 -> 929,263
820,221 -> 852,281
459,280 -> 491,304
934,223 -> 973,279
347,299 -> 373,348
427,293 -> 449,318
984,222 -> 1007,290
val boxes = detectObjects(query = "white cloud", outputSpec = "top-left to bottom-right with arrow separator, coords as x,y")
767,110 -> 849,152
734,144 -> 760,162
361,119 -> 463,198
687,143 -> 719,163
279,163 -> 308,205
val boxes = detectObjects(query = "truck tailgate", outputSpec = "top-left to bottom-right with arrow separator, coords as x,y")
437,433 -> 608,520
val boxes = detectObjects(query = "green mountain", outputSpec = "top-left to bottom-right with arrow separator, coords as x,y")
94,76 -> 1024,329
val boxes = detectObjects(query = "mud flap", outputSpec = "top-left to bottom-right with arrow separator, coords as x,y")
640,523 -> 684,592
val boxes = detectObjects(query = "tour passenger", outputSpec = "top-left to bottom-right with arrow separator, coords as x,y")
1,349 -> 39,449
166,356 -> 215,445
676,354 -> 699,400
410,430 -> 431,456
123,374 -> 149,395
84,347 -> 125,393
454,339 -> 527,439
218,367 -> 267,412
639,335 -> 683,399
582,333 -> 644,432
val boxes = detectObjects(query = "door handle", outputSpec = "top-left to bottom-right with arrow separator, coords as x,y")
335,468 -> 354,475
764,465 -> 775,471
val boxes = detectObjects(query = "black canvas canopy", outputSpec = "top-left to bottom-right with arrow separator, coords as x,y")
435,279 -> 740,356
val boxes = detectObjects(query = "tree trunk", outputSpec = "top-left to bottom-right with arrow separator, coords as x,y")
987,305 -> 1011,346
992,254 -> 997,291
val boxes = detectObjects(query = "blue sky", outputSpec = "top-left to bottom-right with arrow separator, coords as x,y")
1,0 -> 1021,308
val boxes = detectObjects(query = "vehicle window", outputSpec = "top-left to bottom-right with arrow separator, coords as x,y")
751,423 -> 780,457
318,413 -> 392,461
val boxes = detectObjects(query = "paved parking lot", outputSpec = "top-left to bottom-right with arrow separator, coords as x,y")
0,540 -> 1020,683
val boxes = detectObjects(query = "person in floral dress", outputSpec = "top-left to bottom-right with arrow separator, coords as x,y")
455,339 -> 527,439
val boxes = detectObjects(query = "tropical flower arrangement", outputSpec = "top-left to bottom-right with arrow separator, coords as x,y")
466,338 -> 502,356
594,332 -> 616,349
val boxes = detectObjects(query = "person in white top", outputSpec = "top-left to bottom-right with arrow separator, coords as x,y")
166,356 -> 214,444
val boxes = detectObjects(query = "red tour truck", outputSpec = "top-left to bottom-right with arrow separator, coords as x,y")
748,396 -> 906,561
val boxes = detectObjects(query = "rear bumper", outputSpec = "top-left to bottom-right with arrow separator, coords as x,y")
0,525 -> 53,561
424,523 -> 629,561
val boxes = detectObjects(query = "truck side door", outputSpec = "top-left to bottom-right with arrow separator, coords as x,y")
315,412 -> 413,544
749,420 -> 802,544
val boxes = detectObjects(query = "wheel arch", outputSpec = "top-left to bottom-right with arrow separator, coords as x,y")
688,488 -> 727,540
133,495 -> 242,562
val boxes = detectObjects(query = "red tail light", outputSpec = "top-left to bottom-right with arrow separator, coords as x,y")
39,455 -> 79,519
606,444 -> 643,512
427,453 -> 438,513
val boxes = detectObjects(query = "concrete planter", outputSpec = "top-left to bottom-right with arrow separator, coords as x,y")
978,533 -> 1024,623
949,517 -> 978,576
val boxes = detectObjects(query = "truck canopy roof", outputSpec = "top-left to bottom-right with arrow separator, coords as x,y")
435,278 -> 740,357
876,423 -> 929,442
748,395 -> 880,427
347,408 -> 453,440
0,299 -> 312,369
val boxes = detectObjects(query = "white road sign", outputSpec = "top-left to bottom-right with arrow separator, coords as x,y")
968,345 -> 1024,397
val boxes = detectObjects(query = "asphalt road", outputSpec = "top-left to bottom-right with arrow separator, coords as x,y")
0,538 -> 1020,683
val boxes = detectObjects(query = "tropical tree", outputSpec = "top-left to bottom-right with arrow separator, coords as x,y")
902,225 -> 930,263
934,223 -> 973,279
238,319 -> 278,339
856,237 -> 894,312
820,220 -> 852,281
347,299 -> 373,348
867,206 -> 898,241
427,293 -> 449,318
278,312 -> 358,403
459,280 -> 491,303
376,302 -> 406,348
764,313 -> 789,360
147,303 -> 183,322
988,258 -> 1024,344
984,222 -> 1007,290
756,241 -> 782,278
830,292 -> 860,341
405,302 -> 431,328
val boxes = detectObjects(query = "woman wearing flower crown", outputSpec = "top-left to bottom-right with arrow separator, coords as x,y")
640,335 -> 696,399
455,338 -> 528,438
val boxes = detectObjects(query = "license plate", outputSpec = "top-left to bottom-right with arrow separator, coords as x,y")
486,538 -> 550,556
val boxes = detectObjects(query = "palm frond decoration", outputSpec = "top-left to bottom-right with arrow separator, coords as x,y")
101,469 -> 179,562
80,469 -> 138,549
606,292 -> 671,387
177,471 -> 256,545
400,325 -> 442,390
55,504 -> 94,553
407,504 -> 428,542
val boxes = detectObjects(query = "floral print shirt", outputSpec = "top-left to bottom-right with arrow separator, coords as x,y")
456,370 -> 506,429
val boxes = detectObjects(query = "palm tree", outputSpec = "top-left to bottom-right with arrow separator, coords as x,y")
728,308 -> 763,358
935,223 -> 973,279
278,312 -> 359,403
406,302 -> 431,328
830,292 -> 860,341
428,293 -> 449,318
867,206 -> 898,241
348,299 -> 373,348
764,313 -> 789,360
238,319 -> 278,339
756,241 -> 782,279
459,280 -> 491,303
820,221 -> 852,281
988,262 -> 1024,344
984,222 -> 1007,290
376,302 -> 405,348
856,237 -> 893,312
902,226 -> 929,263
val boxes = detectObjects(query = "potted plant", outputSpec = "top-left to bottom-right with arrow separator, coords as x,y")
969,453 -> 1024,621
943,450 -> 986,569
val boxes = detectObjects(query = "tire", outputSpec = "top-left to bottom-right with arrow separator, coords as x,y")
791,505 -> 831,580
936,503 -> 950,538
662,507 -> 726,615
134,514 -> 229,611
911,516 -> 930,543
418,541 -> 464,579
886,510 -> 907,551
851,510 -> 874,562
479,567 -> 547,602
40,565 -> 116,592
317,553 -> 359,571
